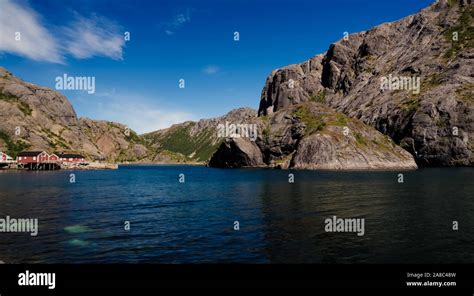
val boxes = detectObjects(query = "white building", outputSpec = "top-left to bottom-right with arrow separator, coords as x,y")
0,152 -> 14,163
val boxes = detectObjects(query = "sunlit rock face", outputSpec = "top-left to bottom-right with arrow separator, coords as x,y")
257,1 -> 473,167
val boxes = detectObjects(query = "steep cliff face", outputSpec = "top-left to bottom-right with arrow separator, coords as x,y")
0,67 -> 153,162
209,102 -> 417,169
258,0 -> 473,166
0,67 -> 98,158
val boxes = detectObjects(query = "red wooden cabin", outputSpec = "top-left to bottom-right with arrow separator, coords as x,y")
48,153 -> 60,162
58,153 -> 86,163
17,151 -> 49,163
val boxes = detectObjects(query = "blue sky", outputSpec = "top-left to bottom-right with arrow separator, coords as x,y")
0,0 -> 434,133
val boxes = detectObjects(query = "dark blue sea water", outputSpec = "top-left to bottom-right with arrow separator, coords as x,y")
0,165 -> 472,263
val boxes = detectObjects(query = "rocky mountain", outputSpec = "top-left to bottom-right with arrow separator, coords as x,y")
142,108 -> 257,162
0,67 -> 155,162
79,118 -> 151,162
256,0 -> 473,167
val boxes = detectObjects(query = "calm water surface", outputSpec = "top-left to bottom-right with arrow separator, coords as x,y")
0,165 -> 472,263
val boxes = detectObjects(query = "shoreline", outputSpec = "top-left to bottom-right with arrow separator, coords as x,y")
2,161 -> 470,171
0,162 -> 119,171
119,161 -> 206,166
0,161 -> 206,171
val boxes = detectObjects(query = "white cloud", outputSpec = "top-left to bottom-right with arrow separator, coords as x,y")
108,103 -> 194,134
0,1 -> 125,63
77,92 -> 196,134
174,13 -> 190,26
163,9 -> 191,35
0,0 -> 63,63
63,14 -> 125,60
203,65 -> 219,75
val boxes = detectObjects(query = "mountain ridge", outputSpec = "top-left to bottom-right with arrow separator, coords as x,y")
228,0 -> 473,168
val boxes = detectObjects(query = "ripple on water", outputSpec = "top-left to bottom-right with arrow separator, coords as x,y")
64,225 -> 92,234
68,239 -> 89,247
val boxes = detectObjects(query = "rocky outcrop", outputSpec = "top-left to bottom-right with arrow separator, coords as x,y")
61,162 -> 119,170
258,0 -> 473,167
208,137 -> 265,168
143,108 -> 257,162
209,102 -> 417,169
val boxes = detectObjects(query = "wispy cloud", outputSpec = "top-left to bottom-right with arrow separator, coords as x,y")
0,0 -> 63,63
163,9 -> 191,35
0,0 -> 125,63
106,103 -> 194,134
202,65 -> 220,75
63,14 -> 125,60
77,92 -> 196,134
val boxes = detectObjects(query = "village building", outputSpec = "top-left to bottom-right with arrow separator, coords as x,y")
16,151 -> 49,163
48,154 -> 60,162
58,153 -> 86,163
0,152 -> 14,162
16,151 -> 60,170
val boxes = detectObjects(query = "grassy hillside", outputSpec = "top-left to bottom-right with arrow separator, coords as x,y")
144,122 -> 223,162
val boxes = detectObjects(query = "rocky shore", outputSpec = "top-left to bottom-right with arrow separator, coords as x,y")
61,162 -> 118,170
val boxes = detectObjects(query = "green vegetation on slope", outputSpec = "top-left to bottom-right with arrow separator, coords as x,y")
125,130 -> 145,145
0,91 -> 32,116
0,130 -> 31,158
293,105 -> 326,134
158,123 -> 222,161
41,128 -> 70,150
354,132 -> 367,146
401,97 -> 421,112
327,113 -> 348,127
455,84 -> 473,102
309,90 -> 326,103
444,5 -> 474,59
